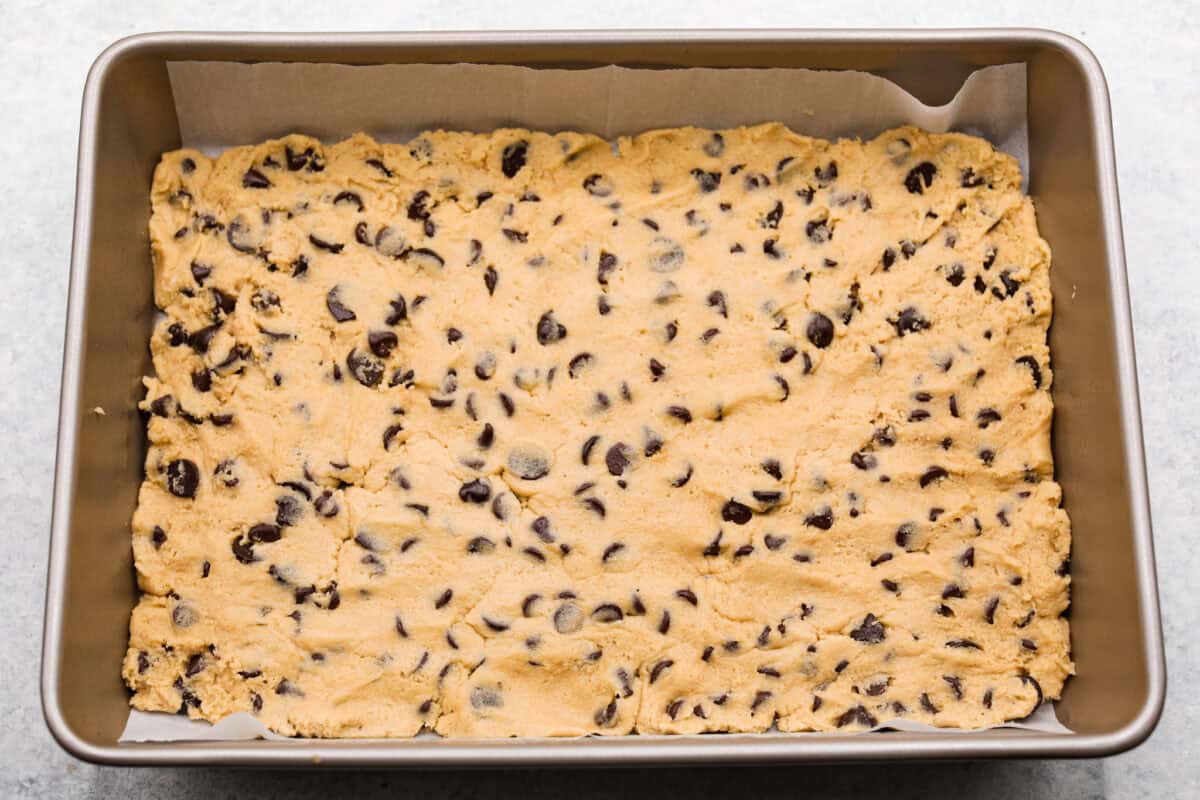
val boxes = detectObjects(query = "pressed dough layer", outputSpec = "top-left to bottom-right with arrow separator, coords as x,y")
125,124 -> 1072,737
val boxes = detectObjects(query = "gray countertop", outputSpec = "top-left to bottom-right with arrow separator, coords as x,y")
3,2 -> 1196,797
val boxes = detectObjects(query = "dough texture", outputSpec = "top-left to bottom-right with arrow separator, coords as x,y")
125,124 -> 1072,737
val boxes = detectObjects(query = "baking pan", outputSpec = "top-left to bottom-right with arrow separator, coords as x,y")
42,29 -> 1164,766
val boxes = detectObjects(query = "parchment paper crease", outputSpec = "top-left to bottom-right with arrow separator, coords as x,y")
121,59 -> 1063,743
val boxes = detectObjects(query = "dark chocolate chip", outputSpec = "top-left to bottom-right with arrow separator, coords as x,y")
804,507 -> 834,530
904,161 -> 937,194
326,287 -> 356,322
945,639 -> 982,650
814,161 -> 838,185
706,290 -> 728,318
703,132 -> 725,157
583,174 -> 613,197
691,168 -> 722,193
671,464 -> 694,488
171,604 -> 198,628
721,499 -> 752,525
806,218 -> 831,244
367,330 -> 398,358
605,443 -> 632,476
187,323 -> 222,354
666,405 -> 692,424
165,459 -> 199,499
345,348 -> 384,387
976,408 -> 1002,429
458,479 -> 492,504
242,168 -> 271,189
851,451 -> 877,470
597,251 -> 618,285
850,613 -> 886,644
892,307 -> 930,336
919,466 -> 949,488
1016,355 -> 1043,388
536,311 -> 567,345
806,313 -> 834,348
591,603 -> 623,623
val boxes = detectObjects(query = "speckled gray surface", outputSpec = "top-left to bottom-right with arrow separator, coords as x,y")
2,1 -> 1196,797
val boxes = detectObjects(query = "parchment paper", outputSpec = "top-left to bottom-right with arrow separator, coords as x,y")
122,59 -> 1063,743
167,61 -> 1029,179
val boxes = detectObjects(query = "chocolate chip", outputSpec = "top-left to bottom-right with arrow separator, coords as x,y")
171,604 -> 198,628
945,639 -> 982,650
242,168 -> 271,189
806,218 -> 831,244
998,270 -> 1021,297
595,250 -> 619,285
895,522 -> 915,549
650,659 -> 674,684
186,323 -> 221,354
583,174 -> 613,197
750,690 -> 773,714
188,368 -> 211,393
331,191 -> 364,213
691,168 -> 721,193
850,613 -> 886,644
605,443 -> 632,476
536,311 -> 567,345
459,479 -> 491,503
814,161 -> 838,185
325,287 -> 356,322
308,234 -> 344,254
1016,355 -> 1043,389
671,464 -> 694,488
666,405 -> 692,424
721,499 -> 752,525
469,685 -> 503,710
835,705 -> 883,734
706,290 -> 728,318
501,228 -> 528,245
806,313 -> 834,348
508,444 -> 550,481
804,507 -> 833,530
405,247 -> 445,270
851,451 -> 877,470
591,603 -> 624,623
165,459 -> 199,498
904,161 -> 937,194
976,408 -> 1002,429
648,237 -> 685,273
703,132 -> 725,157
919,466 -> 949,488
892,307 -> 930,336
753,490 -> 782,506
565,351 -> 595,379
345,348 -> 383,387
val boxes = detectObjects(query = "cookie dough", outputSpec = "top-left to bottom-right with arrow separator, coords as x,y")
124,123 -> 1072,738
